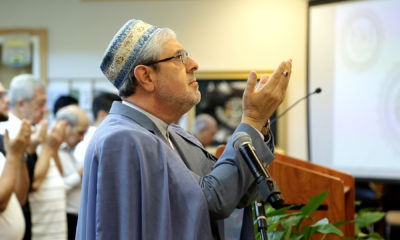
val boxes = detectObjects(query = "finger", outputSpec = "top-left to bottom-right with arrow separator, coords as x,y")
19,120 -> 32,139
26,124 -> 32,136
260,62 -> 284,92
282,59 -> 292,78
22,120 -> 32,133
59,121 -> 68,138
53,120 -> 68,138
40,120 -> 48,135
279,59 -> 292,91
41,119 -> 48,126
257,74 -> 270,90
4,129 -> 10,144
269,59 -> 292,93
244,71 -> 258,94
17,125 -> 25,138
49,121 -> 59,134
58,120 -> 69,130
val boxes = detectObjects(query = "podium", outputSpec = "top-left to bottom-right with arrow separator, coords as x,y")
214,145 -> 355,238
269,153 -> 355,238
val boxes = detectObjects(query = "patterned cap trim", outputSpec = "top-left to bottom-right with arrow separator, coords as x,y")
100,19 -> 159,89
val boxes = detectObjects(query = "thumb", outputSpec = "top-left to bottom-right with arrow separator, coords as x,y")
4,129 -> 10,146
244,71 -> 258,94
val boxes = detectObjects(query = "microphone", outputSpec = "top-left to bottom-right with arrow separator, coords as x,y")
270,87 -> 322,124
233,132 -> 284,209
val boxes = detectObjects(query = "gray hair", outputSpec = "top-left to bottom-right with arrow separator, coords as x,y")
193,114 -> 217,134
118,28 -> 176,97
9,74 -> 46,107
55,106 -> 78,126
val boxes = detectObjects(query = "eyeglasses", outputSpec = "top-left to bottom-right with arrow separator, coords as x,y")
145,50 -> 188,66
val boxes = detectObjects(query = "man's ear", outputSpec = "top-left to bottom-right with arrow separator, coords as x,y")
16,98 -> 26,108
134,65 -> 155,92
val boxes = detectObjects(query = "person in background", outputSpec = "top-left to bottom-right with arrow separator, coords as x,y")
0,82 -> 31,240
53,95 -> 78,116
73,91 -> 121,166
193,113 -> 218,147
0,74 -> 68,240
55,105 -> 89,240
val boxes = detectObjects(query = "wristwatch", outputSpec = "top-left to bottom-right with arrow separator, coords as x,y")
261,120 -> 272,143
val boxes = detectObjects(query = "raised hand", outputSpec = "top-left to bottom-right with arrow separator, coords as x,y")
27,119 -> 48,154
241,59 -> 292,131
43,120 -> 68,153
4,120 -> 32,158
31,120 -> 68,191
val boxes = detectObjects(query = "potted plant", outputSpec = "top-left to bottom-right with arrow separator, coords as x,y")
254,191 -> 385,240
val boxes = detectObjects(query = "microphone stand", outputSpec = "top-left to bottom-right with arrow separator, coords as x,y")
254,200 -> 268,240
237,144 -> 284,240
251,88 -> 322,238
253,174 -> 284,240
251,88 -> 322,237
270,88 -> 322,124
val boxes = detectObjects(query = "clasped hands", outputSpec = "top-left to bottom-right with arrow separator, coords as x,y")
4,120 -> 32,158
26,119 -> 68,155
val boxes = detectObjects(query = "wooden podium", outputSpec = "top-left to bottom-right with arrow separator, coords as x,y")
269,153 -> 355,238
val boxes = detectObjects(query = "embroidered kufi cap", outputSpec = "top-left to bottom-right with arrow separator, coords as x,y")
100,19 -> 160,89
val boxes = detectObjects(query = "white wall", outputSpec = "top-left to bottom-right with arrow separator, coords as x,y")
0,0 -> 309,160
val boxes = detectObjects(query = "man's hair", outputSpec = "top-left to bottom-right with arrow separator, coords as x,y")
55,105 -> 79,126
9,74 -> 46,107
118,28 -> 176,97
53,95 -> 79,115
193,114 -> 217,134
92,92 -> 121,120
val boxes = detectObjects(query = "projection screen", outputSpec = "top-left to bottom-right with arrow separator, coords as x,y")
308,0 -> 400,181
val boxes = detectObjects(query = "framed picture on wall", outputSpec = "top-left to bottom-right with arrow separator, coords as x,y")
0,28 -> 47,88
188,71 -> 277,147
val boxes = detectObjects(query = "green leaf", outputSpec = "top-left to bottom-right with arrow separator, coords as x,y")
312,218 -> 329,226
289,232 -> 303,240
355,211 -> 385,228
267,221 -> 281,232
354,222 -> 363,236
315,223 -> 343,236
283,223 -> 293,240
333,220 -> 351,227
301,225 -> 316,239
300,190 -> 328,217
268,214 -> 294,230
267,205 -> 297,217
255,191 -> 385,240
354,200 -> 362,206
365,232 -> 384,240
282,215 -> 303,229
356,231 -> 368,238
268,230 -> 285,240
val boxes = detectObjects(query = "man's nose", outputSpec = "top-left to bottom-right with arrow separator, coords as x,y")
186,56 -> 199,72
